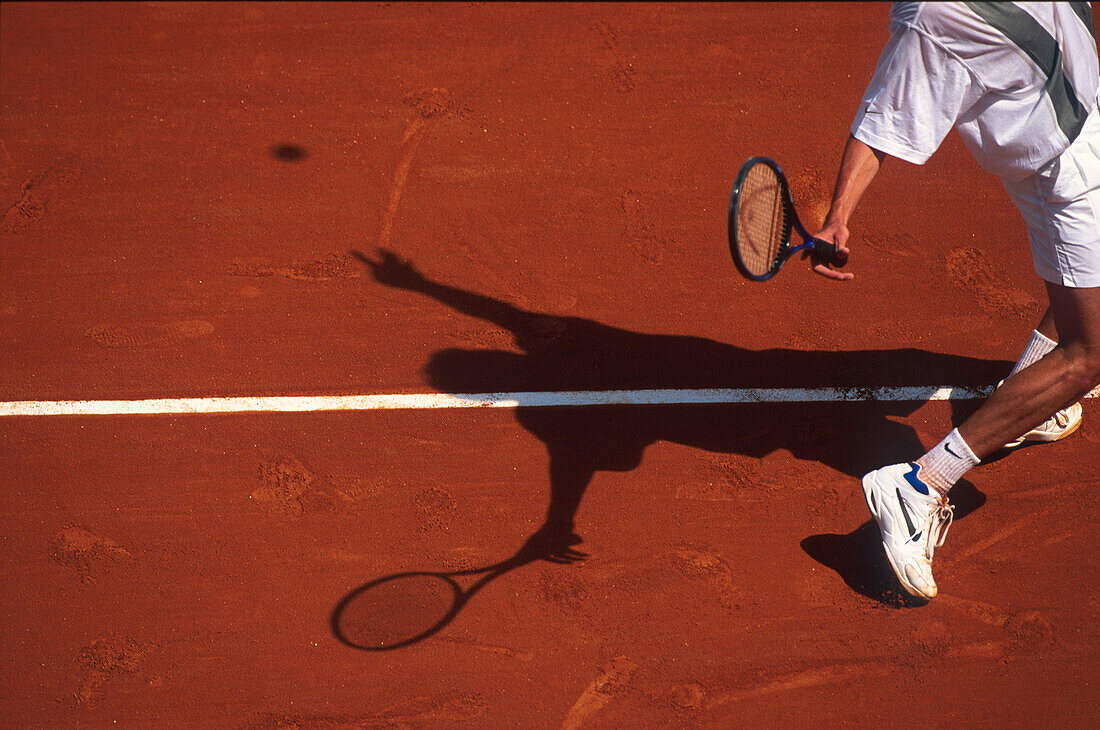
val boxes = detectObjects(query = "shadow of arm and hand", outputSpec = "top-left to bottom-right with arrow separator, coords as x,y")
353,246 -> 1013,397
353,248 -> 559,351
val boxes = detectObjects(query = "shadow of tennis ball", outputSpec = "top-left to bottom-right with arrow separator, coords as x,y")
271,144 -> 308,162
403,87 -> 451,119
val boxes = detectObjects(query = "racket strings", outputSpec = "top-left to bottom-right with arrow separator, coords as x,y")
737,164 -> 787,277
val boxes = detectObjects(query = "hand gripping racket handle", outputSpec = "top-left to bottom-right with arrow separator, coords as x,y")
811,238 -> 848,267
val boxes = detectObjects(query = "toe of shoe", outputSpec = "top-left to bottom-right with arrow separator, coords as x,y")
902,563 -> 937,599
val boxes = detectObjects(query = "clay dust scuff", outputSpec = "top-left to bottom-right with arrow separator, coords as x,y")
377,88 -> 452,249
414,486 -> 457,533
594,22 -> 637,92
252,694 -> 487,728
951,507 -> 1053,563
706,661 -> 893,710
84,320 -> 214,348
227,253 -> 362,282
50,526 -> 133,582
619,189 -> 666,264
667,547 -> 744,611
430,633 -> 535,661
1,162 -> 81,233
937,593 -> 1055,658
251,457 -> 373,518
561,656 -> 638,730
0,138 -> 13,184
946,246 -> 1040,318
74,637 -> 145,708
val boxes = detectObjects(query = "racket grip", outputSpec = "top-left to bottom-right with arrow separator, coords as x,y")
812,239 -> 848,267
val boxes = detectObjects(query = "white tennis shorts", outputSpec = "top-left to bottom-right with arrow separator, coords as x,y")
1001,101 -> 1100,289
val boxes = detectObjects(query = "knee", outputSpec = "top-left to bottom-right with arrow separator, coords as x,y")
1081,346 -> 1100,384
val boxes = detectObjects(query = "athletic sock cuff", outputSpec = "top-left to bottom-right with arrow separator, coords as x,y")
915,428 -> 980,495
1009,329 -> 1057,377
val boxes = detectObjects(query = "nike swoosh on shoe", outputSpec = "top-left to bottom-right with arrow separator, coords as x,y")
896,487 -> 921,540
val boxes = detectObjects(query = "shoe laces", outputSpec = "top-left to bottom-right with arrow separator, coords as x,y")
1052,409 -> 1070,428
924,498 -> 954,560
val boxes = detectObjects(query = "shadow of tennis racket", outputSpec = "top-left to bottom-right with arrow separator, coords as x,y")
331,525 -> 585,651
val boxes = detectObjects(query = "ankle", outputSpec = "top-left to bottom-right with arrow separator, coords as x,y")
914,429 -> 979,496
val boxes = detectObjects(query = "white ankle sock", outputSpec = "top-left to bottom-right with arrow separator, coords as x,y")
1009,329 -> 1056,377
915,429 -> 979,496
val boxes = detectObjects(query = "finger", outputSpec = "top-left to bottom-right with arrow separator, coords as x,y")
813,262 -> 852,279
813,262 -> 855,281
350,249 -> 377,266
375,247 -> 401,263
544,548 -> 587,562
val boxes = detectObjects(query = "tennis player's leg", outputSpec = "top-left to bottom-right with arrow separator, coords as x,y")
994,306 -> 1080,449
861,286 -> 1099,599
862,109 -> 1100,600
995,111 -> 1100,446
959,283 -> 1100,457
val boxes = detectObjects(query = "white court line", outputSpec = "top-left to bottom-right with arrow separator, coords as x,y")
2,386 -> 1098,417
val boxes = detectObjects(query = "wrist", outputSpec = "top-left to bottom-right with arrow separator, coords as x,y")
823,210 -> 849,230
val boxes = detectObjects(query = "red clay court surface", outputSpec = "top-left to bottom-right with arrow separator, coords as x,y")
2,2 -> 1098,727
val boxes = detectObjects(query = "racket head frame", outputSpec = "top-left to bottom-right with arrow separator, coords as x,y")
728,156 -> 839,281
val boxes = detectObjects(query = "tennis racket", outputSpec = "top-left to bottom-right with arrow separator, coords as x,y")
728,156 -> 847,281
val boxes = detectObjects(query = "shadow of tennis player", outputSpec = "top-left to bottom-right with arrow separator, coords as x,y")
333,249 -> 1007,645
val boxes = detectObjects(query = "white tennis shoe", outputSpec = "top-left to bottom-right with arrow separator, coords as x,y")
1003,402 -> 1084,449
861,463 -> 954,600
995,379 -> 1084,449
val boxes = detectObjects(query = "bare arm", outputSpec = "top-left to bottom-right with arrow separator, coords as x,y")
811,134 -> 887,281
